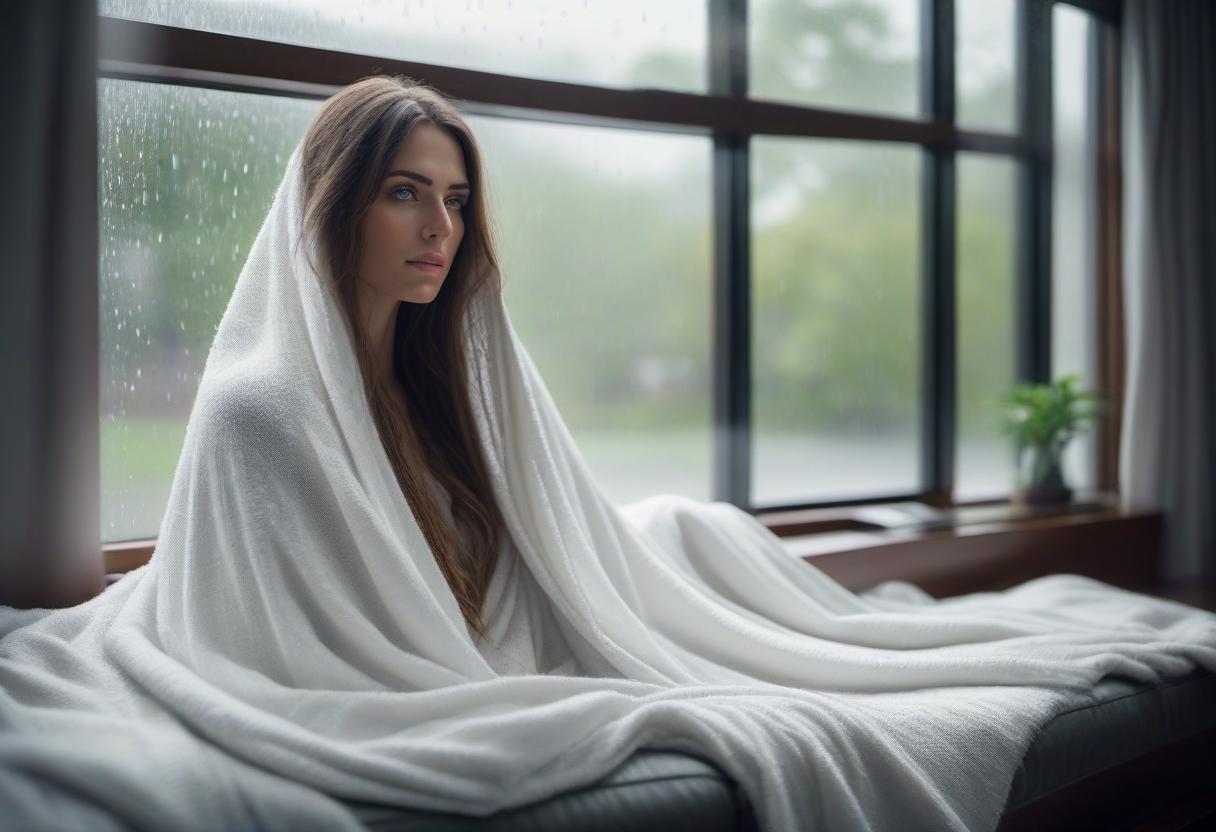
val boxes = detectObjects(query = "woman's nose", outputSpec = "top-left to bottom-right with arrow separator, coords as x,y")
423,202 -> 453,239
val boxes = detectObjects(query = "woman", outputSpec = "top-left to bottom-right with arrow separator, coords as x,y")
1,75 -> 1213,832
299,77 -> 506,643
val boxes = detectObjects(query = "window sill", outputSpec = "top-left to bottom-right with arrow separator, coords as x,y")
103,539 -> 155,578
773,503 -> 1162,598
757,493 -> 1120,538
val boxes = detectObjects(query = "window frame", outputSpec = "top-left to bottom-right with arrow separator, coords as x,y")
96,0 -> 1122,557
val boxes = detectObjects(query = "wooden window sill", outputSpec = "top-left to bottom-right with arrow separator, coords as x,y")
756,493 -> 1119,538
779,506 -> 1163,598
104,539 -> 155,577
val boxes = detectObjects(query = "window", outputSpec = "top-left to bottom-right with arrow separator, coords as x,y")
100,80 -> 319,541
477,117 -> 714,506
101,0 -> 708,93
955,154 -> 1017,499
750,0 -> 920,117
98,1 -> 1118,543
956,0 -> 1016,132
751,138 -> 920,504
1052,4 -> 1102,494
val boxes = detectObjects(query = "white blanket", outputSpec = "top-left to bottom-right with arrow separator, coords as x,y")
2,146 -> 1214,832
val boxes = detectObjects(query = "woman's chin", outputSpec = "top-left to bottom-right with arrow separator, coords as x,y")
399,282 -> 444,305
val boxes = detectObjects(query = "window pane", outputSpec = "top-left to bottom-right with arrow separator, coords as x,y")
749,0 -> 919,117
100,80 -> 319,542
473,117 -> 714,506
751,138 -> 921,506
956,0 -> 1017,132
101,1 -> 707,94
1052,5 -> 1098,493
955,154 -> 1017,499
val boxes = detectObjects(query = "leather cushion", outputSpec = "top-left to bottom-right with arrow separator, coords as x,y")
346,750 -> 756,832
1007,668 -> 1216,810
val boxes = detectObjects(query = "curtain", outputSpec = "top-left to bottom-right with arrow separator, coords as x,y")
0,1 -> 103,607
1120,0 -> 1216,582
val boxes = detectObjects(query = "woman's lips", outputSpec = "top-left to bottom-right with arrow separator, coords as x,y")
407,261 -> 443,275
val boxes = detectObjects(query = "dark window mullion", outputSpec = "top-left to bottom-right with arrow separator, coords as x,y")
710,0 -> 751,508
920,0 -> 957,503
1092,17 -> 1122,492
1016,0 -> 1054,385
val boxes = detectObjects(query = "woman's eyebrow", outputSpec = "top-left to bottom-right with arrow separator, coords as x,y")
385,169 -> 470,191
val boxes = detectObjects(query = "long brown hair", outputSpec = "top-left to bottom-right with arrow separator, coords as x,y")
299,75 -> 504,639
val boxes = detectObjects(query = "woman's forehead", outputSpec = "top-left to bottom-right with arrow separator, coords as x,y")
389,123 -> 468,184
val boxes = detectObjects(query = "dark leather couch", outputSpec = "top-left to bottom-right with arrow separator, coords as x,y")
347,669 -> 1216,831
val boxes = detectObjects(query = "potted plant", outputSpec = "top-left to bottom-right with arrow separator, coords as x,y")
997,374 -> 1102,506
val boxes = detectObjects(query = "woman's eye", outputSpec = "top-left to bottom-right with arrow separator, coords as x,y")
390,186 -> 462,210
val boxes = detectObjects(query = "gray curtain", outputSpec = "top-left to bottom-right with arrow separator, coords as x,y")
0,1 -> 103,607
1120,0 -> 1216,582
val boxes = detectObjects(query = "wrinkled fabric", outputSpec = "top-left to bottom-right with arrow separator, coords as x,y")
2,145 -> 1215,832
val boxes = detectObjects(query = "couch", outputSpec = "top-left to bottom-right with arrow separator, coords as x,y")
346,668 -> 1216,831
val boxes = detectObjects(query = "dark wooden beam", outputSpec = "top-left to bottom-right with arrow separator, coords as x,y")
98,16 -> 1023,151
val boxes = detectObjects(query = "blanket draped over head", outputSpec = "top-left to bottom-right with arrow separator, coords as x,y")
2,145 -> 1215,832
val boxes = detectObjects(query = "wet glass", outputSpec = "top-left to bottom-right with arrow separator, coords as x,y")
99,79 -> 319,542
101,0 -> 707,94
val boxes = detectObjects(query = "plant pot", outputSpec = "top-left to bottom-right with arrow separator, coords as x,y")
1012,484 -> 1073,506
1014,443 -> 1071,506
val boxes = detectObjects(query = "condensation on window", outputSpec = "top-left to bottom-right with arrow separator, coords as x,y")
99,79 -> 319,542
100,0 -> 706,94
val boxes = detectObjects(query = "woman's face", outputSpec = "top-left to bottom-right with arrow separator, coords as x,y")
357,121 -> 470,306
